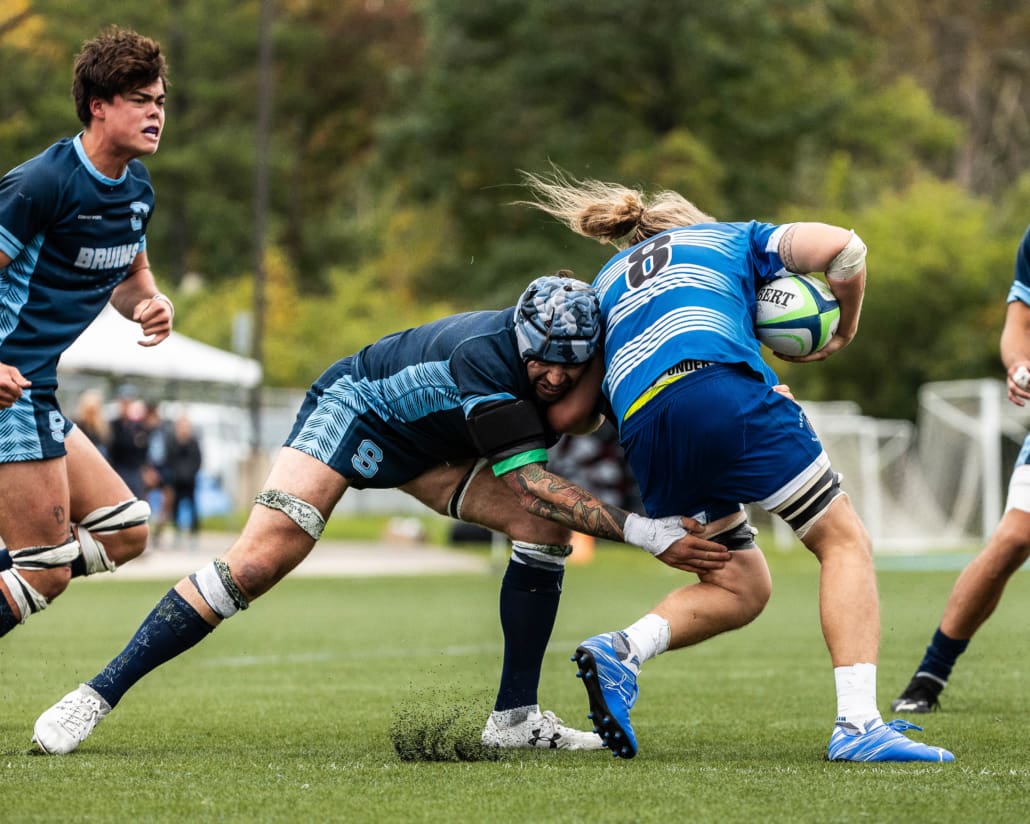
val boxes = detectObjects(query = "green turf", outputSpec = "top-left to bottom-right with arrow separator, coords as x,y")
1,545 -> 1027,823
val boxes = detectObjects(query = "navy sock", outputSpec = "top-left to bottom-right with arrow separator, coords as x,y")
88,589 -> 214,707
70,555 -> 88,578
0,595 -> 19,637
0,549 -> 10,571
916,627 -> 970,684
493,560 -> 563,712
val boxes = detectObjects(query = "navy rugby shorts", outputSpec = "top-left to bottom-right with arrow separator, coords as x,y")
284,356 -> 457,489
0,387 -> 74,463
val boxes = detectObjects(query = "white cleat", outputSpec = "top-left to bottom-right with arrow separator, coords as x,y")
32,684 -> 111,754
481,706 -> 604,750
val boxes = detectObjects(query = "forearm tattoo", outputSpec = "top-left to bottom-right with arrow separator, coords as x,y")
512,463 -> 626,540
779,223 -> 801,273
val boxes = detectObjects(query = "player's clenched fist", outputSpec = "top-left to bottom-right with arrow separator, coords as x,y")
0,362 -> 30,408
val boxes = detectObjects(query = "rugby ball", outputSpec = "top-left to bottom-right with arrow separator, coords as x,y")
755,275 -> 840,356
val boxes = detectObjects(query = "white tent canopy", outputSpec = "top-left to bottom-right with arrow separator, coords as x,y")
59,305 -> 262,388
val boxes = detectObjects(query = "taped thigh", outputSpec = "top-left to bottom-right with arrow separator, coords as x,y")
706,510 -> 759,550
447,459 -> 489,520
762,463 -> 843,539
254,489 -> 325,540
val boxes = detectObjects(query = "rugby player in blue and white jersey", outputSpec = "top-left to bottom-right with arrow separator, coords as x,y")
520,169 -> 954,763
32,275 -> 731,755
0,28 -> 174,639
892,225 -> 1030,715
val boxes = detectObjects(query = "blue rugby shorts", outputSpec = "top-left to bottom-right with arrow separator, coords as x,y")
620,364 -> 827,524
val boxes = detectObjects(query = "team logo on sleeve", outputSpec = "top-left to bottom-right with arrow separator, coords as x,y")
129,201 -> 150,231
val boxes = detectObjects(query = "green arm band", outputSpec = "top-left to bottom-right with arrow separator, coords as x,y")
492,448 -> 549,477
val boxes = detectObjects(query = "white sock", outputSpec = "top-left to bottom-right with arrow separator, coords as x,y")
620,613 -> 671,674
834,663 -> 883,733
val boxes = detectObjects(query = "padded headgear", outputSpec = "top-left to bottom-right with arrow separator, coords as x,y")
513,275 -> 601,364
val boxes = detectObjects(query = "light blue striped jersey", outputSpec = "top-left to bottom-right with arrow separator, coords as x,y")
0,134 -> 154,390
345,308 -> 539,450
594,221 -> 789,423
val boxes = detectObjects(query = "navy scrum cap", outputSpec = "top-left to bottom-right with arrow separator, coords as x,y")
514,274 -> 601,364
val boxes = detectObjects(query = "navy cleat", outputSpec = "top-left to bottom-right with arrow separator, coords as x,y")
572,632 -> 639,759
890,675 -> 942,714
827,719 -> 955,762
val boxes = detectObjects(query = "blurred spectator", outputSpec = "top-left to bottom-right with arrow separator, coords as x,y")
141,400 -> 173,535
166,414 -> 203,547
107,384 -> 150,499
72,389 -> 110,458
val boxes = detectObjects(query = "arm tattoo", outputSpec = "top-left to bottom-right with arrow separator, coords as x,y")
510,463 -> 626,541
779,223 -> 801,273
52,506 -> 66,526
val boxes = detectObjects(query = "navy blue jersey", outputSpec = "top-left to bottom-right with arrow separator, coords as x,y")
0,134 -> 154,390
594,221 -> 787,423
1006,225 -> 1030,307
287,309 -> 557,488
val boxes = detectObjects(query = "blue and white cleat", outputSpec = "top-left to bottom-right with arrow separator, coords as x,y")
572,633 -> 639,759
827,719 -> 955,762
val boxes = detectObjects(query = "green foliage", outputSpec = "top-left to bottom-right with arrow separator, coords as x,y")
774,179 -> 1014,419
2,2 -> 1029,407
1,548 -> 1029,822
173,246 -> 455,387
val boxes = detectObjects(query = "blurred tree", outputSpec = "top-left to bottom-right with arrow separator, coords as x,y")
774,178 -> 1014,420
374,0 -> 962,305
1,0 -> 1029,409
861,0 -> 1030,196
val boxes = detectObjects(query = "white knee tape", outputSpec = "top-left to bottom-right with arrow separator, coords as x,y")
80,499 -> 151,534
10,537 -> 80,570
0,569 -> 48,622
78,528 -> 116,575
190,561 -> 244,619
75,498 -> 151,575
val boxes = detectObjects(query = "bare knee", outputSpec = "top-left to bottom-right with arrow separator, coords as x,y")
980,517 -> 1030,576
22,566 -> 73,602
801,496 -> 873,565
223,547 -> 294,602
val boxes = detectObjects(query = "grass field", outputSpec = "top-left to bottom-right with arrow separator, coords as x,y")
1,544 -> 1028,823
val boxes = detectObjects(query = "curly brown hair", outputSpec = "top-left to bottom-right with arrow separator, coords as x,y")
72,26 -> 168,126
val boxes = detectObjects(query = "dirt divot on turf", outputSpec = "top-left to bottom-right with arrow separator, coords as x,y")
390,689 -> 501,762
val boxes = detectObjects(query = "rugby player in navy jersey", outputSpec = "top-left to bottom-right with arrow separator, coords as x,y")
32,274 -> 732,754
521,169 -> 954,763
0,28 -> 174,638
892,226 -> 1030,715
